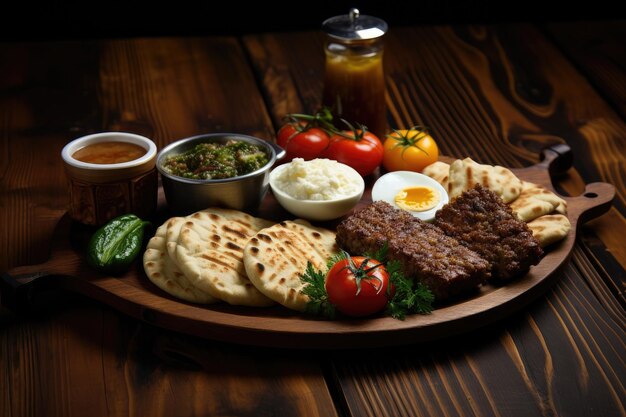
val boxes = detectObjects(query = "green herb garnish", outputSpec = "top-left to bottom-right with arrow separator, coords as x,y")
300,261 -> 336,319
299,243 -> 434,320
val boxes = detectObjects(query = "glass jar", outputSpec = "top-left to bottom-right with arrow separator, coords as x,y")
321,9 -> 388,140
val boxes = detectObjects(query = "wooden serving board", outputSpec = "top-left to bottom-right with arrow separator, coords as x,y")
1,145 -> 615,349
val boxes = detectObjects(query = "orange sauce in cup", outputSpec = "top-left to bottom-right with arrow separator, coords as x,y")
72,141 -> 147,164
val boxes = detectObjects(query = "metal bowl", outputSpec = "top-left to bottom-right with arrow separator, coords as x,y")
157,133 -> 285,215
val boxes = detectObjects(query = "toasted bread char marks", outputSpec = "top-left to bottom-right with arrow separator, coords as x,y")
191,207 -> 274,232
143,223 -> 217,304
422,161 -> 450,190
336,201 -> 490,301
448,158 -> 522,203
174,209 -> 275,307
527,214 -> 571,248
510,181 -> 568,222
243,220 -> 340,311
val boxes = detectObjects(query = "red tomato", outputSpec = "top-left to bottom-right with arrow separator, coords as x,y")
276,123 -> 330,161
322,130 -> 384,176
325,256 -> 395,317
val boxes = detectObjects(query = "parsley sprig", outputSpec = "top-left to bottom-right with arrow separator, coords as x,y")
299,244 -> 434,320
384,260 -> 435,320
299,261 -> 336,319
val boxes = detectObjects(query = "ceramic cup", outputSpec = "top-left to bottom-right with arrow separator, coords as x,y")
61,132 -> 158,226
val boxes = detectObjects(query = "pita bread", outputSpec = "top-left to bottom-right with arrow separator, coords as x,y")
423,159 -> 570,247
448,158 -> 522,203
509,181 -> 568,222
173,209 -> 276,307
243,220 -> 340,312
193,207 -> 276,232
165,216 -> 187,261
143,222 -> 217,304
166,209 -> 271,260
422,161 -> 450,190
527,214 -> 571,248
554,200 -> 567,215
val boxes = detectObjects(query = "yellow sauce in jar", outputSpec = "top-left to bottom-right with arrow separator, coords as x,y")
322,47 -> 387,140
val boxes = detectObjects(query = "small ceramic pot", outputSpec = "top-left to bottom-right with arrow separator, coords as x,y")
61,132 -> 158,225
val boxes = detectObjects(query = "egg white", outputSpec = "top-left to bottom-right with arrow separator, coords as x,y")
371,171 -> 449,221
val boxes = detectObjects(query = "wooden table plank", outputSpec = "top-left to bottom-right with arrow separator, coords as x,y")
1,22 -> 624,417
0,37 -> 337,417
542,20 -> 626,120
243,23 -> 626,417
329,260 -> 625,417
0,297 -> 340,417
242,32 -> 326,130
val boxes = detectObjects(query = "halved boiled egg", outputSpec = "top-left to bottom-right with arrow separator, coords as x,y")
371,171 -> 449,221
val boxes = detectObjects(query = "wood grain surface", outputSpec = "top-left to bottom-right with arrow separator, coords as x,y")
1,20 -> 625,417
0,36 -> 337,417
544,20 -> 626,120
242,24 -> 626,416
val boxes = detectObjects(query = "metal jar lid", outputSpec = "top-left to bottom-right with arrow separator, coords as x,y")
322,8 -> 388,41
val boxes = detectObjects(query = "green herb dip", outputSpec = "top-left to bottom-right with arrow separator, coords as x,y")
162,140 -> 269,180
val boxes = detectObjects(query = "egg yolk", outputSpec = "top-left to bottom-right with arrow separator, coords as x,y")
394,186 -> 439,212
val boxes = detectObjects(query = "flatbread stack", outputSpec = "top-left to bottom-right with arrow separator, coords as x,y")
424,157 -> 523,203
243,220 -> 340,311
143,208 -> 341,311
509,180 -> 567,221
143,207 -> 276,306
423,158 -> 571,247
144,220 -> 218,304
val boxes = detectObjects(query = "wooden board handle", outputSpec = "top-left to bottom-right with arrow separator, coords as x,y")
539,143 -> 573,176
534,143 -> 615,223
1,271 -> 72,315
573,181 -> 616,224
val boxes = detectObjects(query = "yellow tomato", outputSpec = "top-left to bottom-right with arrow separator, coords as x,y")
382,127 -> 439,173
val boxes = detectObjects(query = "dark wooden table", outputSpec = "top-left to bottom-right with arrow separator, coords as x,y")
1,20 -> 625,417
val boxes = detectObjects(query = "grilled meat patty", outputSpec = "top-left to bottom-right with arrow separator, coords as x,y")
336,201 -> 490,300
434,184 -> 543,281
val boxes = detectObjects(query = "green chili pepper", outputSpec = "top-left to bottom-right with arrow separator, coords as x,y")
87,214 -> 151,274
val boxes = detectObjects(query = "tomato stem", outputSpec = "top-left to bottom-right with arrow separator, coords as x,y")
342,253 -> 385,296
332,118 -> 368,141
386,125 -> 432,158
284,107 -> 335,133
283,108 -> 370,141
387,126 -> 430,146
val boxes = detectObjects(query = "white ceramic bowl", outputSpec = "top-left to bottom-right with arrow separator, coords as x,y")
269,160 -> 365,221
